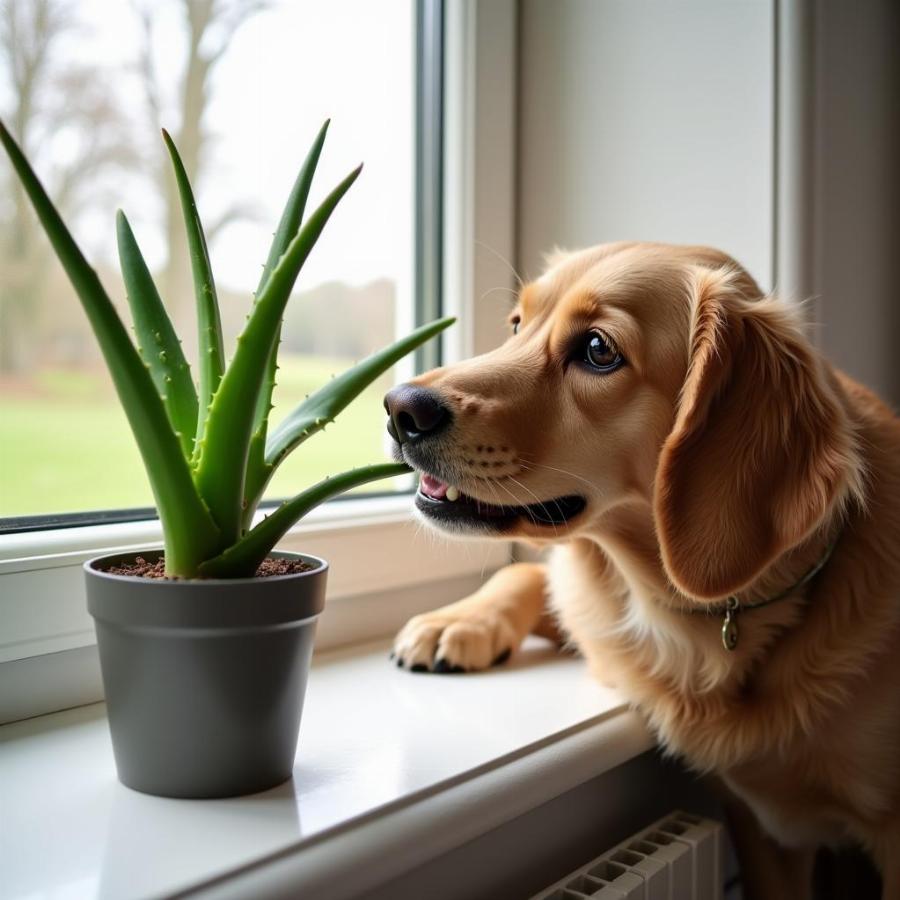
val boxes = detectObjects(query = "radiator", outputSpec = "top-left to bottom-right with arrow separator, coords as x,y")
530,810 -> 725,900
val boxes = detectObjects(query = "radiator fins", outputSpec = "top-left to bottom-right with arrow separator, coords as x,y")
531,810 -> 725,900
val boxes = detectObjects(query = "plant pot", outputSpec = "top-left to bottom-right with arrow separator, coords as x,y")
85,550 -> 327,799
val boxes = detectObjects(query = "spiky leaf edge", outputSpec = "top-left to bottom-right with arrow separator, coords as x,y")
242,316 -> 455,522
193,165 -> 363,543
116,211 -> 198,459
244,119 -> 331,503
161,129 -> 225,463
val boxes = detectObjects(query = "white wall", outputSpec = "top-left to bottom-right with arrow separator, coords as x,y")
517,0 -> 774,290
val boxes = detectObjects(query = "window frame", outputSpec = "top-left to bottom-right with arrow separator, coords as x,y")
0,0 -> 521,724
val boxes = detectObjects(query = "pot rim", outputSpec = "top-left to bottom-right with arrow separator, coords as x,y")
85,549 -> 328,628
84,549 -> 328,585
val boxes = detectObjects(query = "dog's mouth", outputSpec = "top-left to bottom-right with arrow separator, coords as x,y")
415,473 -> 586,531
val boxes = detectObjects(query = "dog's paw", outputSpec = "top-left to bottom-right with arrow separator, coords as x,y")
392,608 -> 519,674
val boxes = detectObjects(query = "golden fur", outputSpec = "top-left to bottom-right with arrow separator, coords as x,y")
390,242 -> 900,897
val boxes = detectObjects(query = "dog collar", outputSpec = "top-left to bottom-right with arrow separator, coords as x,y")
693,537 -> 840,651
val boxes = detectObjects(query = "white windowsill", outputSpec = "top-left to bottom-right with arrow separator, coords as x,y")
0,637 -> 653,900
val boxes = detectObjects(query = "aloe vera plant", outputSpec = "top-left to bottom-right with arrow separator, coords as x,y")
1,119 -> 453,578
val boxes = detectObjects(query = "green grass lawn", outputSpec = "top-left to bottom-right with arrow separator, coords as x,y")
0,355 -> 403,518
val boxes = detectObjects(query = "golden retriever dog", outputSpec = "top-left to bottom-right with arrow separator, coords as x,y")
384,242 -> 900,898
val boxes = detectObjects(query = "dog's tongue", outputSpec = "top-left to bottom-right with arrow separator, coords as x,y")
420,473 -> 449,500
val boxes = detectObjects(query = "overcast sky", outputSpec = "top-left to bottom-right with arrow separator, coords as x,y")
24,0 -> 415,294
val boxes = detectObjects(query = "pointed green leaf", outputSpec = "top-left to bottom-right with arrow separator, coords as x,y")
0,120 -> 220,575
193,164 -> 363,542
162,129 -> 225,460
198,463 -> 410,578
246,120 -> 331,494
256,119 -> 331,297
242,315 -> 454,519
268,316 -> 454,466
116,211 -> 198,458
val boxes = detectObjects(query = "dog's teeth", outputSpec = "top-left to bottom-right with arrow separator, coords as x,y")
446,486 -> 460,502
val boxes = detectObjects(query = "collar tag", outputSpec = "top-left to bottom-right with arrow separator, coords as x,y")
722,597 -> 740,651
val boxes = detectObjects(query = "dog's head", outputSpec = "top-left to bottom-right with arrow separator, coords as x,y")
385,242 -> 862,600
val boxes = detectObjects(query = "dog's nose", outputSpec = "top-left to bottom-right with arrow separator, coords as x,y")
384,384 -> 449,444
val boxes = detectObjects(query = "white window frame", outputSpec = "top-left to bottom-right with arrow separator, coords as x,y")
0,0 -> 519,724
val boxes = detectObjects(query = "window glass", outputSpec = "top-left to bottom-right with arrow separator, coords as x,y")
0,0 -> 416,518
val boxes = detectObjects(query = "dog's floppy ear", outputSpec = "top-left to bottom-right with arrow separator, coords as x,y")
653,268 -> 862,600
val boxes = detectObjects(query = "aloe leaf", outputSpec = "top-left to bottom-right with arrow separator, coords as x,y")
116,211 -> 198,459
241,315 -> 455,518
246,120 -> 330,489
161,129 -> 225,460
198,462 -> 410,578
256,119 -> 330,298
0,120 -> 220,575
193,164 -> 362,543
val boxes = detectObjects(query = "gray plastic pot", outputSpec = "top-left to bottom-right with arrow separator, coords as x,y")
85,550 -> 327,799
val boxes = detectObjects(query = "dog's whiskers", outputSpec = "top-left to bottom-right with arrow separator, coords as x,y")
489,475 -> 547,532
518,458 -> 603,496
505,473 -> 563,538
480,286 -> 520,304
475,239 -> 525,289
481,474 -> 512,517
483,472 -> 560,538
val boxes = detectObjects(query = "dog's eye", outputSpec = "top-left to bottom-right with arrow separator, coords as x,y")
583,330 -> 624,372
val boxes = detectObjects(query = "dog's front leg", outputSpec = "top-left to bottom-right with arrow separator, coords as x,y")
392,562 -> 554,673
723,793 -> 815,900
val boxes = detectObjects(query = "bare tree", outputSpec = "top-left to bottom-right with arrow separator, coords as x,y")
0,0 -> 138,373
0,0 -> 69,373
0,0 -> 266,373
137,0 -> 267,322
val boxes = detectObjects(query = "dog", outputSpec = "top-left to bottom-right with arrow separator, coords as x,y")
384,242 -> 900,898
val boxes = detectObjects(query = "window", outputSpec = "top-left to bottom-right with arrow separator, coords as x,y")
0,0 -> 433,526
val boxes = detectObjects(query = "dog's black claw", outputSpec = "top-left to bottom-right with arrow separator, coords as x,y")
410,663 -> 428,673
388,650 -> 395,660
396,657 -> 404,668
435,657 -> 467,674
492,648 -> 512,666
